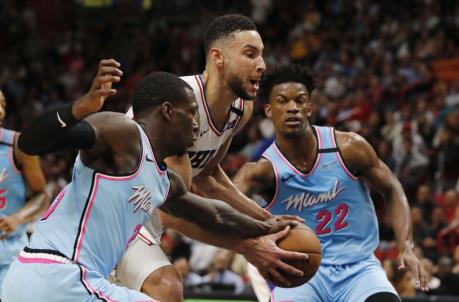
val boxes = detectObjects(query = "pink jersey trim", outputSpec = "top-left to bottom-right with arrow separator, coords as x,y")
41,188 -> 66,220
81,266 -> 119,302
261,154 -> 279,210
195,75 -> 224,136
330,128 -> 359,181
272,126 -> 322,178
18,256 -> 65,264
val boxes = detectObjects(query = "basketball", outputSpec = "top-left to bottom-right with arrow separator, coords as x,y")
272,224 -> 322,288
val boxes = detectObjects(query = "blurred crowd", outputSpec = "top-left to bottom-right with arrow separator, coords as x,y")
1,0 -> 458,298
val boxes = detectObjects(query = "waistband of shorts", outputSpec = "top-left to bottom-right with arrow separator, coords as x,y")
18,247 -> 72,264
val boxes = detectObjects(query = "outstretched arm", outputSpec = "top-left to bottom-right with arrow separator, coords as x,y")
338,131 -> 428,291
18,59 -> 124,156
0,138 -> 50,239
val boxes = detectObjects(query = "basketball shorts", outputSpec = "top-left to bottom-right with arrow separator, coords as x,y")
271,255 -> 399,302
2,249 -> 157,302
110,227 -> 171,291
0,234 -> 27,297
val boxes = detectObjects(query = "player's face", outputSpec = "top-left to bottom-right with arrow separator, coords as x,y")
173,89 -> 200,155
223,31 -> 266,100
265,82 -> 312,138
0,91 -> 6,123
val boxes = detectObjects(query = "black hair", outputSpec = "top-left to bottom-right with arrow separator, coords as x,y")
204,14 -> 257,53
132,72 -> 192,116
257,64 -> 316,104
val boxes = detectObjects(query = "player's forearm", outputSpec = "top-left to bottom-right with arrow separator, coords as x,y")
194,167 -> 271,220
18,104 -> 96,155
160,211 -> 249,253
387,182 -> 414,251
11,192 -> 50,224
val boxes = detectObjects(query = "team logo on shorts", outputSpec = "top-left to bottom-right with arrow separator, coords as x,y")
128,185 -> 153,215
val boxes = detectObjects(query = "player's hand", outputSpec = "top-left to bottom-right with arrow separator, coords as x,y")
397,247 -> 428,292
263,216 -> 301,234
239,226 -> 309,287
73,59 -> 123,119
265,214 -> 304,225
0,215 -> 21,240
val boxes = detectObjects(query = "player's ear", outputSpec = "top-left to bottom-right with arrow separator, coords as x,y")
306,101 -> 312,117
161,102 -> 173,121
264,104 -> 272,119
209,47 -> 224,67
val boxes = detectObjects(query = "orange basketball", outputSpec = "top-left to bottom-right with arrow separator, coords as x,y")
272,224 -> 322,288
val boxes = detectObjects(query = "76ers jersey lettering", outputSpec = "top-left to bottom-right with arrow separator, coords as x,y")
181,75 -> 244,176
262,126 -> 379,265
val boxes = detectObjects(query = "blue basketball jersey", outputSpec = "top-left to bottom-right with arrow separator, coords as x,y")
0,128 -> 26,240
262,126 -> 379,265
28,124 -> 170,277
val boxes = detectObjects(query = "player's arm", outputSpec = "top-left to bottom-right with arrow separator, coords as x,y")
0,137 -> 50,239
339,131 -> 428,291
17,59 -> 140,174
160,169 -> 294,238
192,103 -> 271,220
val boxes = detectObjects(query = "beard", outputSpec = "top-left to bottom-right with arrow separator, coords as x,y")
227,74 -> 253,100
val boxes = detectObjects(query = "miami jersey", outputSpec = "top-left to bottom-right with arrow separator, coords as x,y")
262,126 -> 379,265
0,128 -> 26,240
181,74 -> 245,176
27,124 -> 170,277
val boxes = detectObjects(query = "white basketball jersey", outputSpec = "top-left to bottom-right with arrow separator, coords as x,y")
138,74 -> 245,242
181,74 -> 244,176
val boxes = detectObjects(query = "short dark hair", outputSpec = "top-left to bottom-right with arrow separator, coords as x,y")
257,64 -> 316,104
204,14 -> 257,53
132,72 -> 192,116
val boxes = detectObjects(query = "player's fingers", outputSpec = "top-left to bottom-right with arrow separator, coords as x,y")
269,226 -> 290,240
277,249 -> 309,262
269,268 -> 291,287
398,257 -> 405,270
97,66 -> 123,78
95,89 -> 117,99
280,215 -> 304,223
274,259 -> 305,277
418,263 -> 428,291
93,75 -> 121,89
98,59 -> 120,70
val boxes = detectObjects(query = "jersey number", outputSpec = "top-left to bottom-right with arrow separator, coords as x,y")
0,189 -> 6,209
316,203 -> 349,235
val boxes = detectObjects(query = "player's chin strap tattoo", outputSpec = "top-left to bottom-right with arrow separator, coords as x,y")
18,104 -> 96,155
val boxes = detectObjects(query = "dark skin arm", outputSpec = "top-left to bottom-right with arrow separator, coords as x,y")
0,135 -> 50,239
336,131 -> 428,291
160,169 -> 295,239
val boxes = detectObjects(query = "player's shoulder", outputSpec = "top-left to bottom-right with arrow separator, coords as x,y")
245,157 -> 275,181
335,130 -> 377,171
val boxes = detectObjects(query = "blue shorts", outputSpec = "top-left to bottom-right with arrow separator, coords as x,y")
2,251 -> 157,302
271,255 -> 398,302
0,234 -> 27,297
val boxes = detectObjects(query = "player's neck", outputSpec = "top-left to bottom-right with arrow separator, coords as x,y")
276,126 -> 317,172
202,70 -> 237,129
138,122 -> 168,163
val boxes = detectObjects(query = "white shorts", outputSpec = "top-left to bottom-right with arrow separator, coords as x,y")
111,227 -> 171,291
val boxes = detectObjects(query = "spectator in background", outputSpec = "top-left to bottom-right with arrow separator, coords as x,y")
411,206 -> 431,246
202,250 -> 245,295
173,257 -> 203,288
452,246 -> 459,274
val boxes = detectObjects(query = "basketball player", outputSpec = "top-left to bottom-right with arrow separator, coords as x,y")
233,64 -> 429,302
0,90 -> 49,299
118,15 -> 308,301
1,59 -> 297,302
